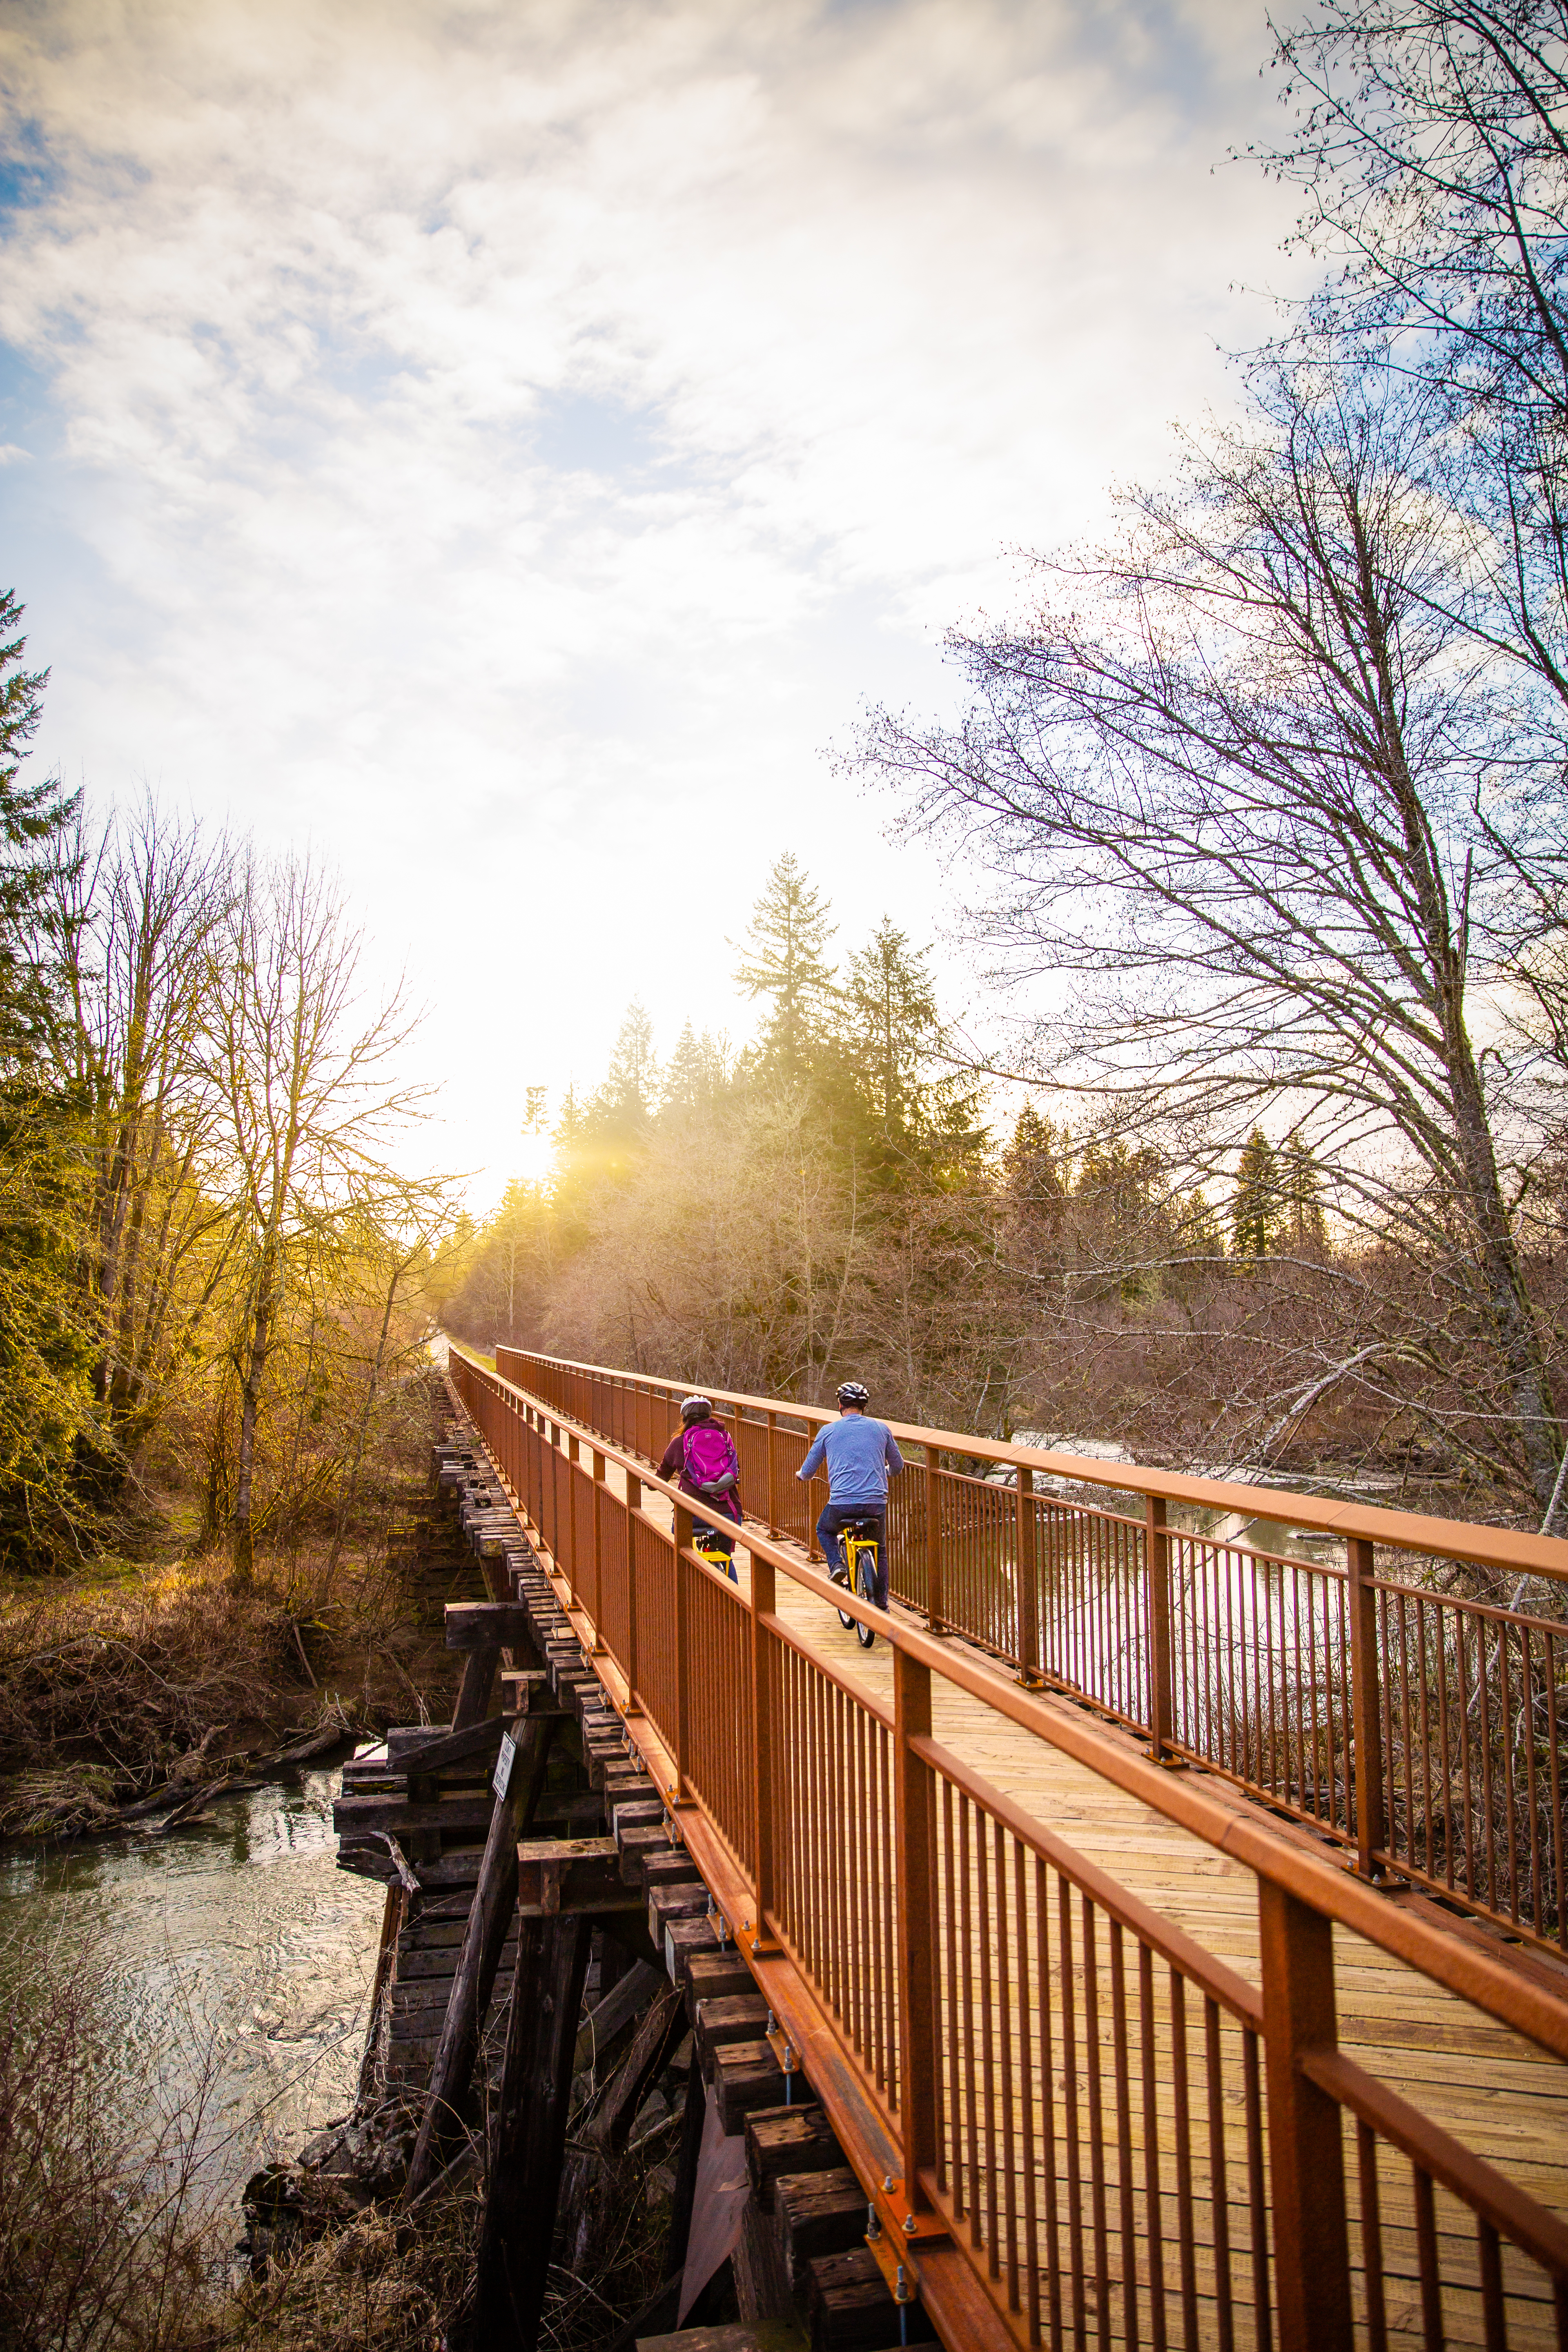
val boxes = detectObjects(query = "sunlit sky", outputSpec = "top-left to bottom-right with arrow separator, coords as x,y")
0,0 -> 1306,1203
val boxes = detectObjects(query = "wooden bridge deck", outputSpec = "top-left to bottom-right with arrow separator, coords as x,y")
621,1468 -> 1568,2350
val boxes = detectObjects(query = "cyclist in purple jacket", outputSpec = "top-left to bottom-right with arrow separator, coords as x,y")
797,1381 -> 904,1610
658,1394 -> 742,1580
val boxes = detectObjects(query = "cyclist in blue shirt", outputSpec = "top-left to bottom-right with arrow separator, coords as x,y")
797,1381 -> 904,1610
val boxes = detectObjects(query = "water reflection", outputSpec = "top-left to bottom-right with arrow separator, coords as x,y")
0,1766 -> 383,2222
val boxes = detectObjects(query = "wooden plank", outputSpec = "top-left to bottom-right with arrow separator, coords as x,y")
804,2245 -> 926,2352
445,1600 -> 535,1650
574,1959 -> 662,2071
497,1669 -> 569,1718
334,1793 -> 495,1836
775,2167 -> 872,2291
386,1717 -> 505,1770
517,1834 -> 643,1915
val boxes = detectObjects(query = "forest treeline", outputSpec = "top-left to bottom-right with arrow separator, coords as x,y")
440,845 -> 1560,1516
445,0 -> 1568,1528
0,606 -> 445,1573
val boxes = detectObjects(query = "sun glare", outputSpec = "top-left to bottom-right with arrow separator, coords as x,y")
516,1127 -> 555,1185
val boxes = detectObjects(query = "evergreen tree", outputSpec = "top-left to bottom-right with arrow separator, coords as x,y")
733,853 -> 837,1078
1231,1129 -> 1280,1261
589,1002 -> 659,1136
0,592 -> 76,1069
844,918 -> 938,1143
662,1022 -> 731,1115
1003,1102 -> 1069,1220
1281,1136 -> 1326,1251
0,595 -> 94,1559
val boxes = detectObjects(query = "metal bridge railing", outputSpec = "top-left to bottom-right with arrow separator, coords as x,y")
454,1345 -> 1568,2352
496,1343 -> 1568,1958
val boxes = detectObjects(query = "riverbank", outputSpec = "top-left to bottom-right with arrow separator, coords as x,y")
0,1377 -> 483,1841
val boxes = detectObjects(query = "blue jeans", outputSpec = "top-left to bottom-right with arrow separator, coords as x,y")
816,1503 -> 888,1608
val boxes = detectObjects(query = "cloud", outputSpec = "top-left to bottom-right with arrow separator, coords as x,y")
0,0 -> 1306,1194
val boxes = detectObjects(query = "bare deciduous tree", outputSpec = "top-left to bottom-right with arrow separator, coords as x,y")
53,801 -> 237,1480
854,357 -> 1566,1515
210,853 -> 426,1583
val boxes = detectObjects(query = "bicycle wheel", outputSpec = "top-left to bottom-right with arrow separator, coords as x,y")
831,1563 -> 855,1630
854,1547 -> 877,1648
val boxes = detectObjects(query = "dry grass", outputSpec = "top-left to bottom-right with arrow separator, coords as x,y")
199,2189 -> 483,2352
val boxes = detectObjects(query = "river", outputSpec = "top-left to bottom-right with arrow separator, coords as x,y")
0,1762 -> 384,2234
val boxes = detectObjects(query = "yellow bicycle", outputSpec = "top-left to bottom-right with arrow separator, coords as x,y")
692,1524 -> 739,1584
831,1518 -> 881,1650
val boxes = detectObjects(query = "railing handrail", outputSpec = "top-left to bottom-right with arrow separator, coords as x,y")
448,1343 -> 1568,2350
457,1342 -> 1568,2066
492,1341 -> 1568,1582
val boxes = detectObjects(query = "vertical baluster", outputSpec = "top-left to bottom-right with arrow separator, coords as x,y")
625,1472 -> 642,1716
1017,1467 -> 1042,1688
1083,1896 -> 1110,2348
892,1640 -> 939,2210
1110,1922 -> 1138,2348
751,1544 -> 776,1942
590,1449 -> 606,1652
1139,1945 -> 1167,2352
1348,1537 -> 1386,1879
1412,2165 -> 1443,2351
1205,1996 -> 1235,2352
1546,1632 -> 1566,1953
766,1410 -> 779,1532
1060,1874 -> 1086,2348
1357,2121 -> 1388,2352
1147,1496 -> 1173,1763
925,1451 -> 945,1633
1522,1630 -> 1541,1940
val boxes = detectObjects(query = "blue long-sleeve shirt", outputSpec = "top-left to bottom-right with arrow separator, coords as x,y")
798,1414 -> 905,1506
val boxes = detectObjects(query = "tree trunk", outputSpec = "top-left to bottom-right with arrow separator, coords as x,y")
1446,1033 -> 1564,1517
231,1244 -> 276,1586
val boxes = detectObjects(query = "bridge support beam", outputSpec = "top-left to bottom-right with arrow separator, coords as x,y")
471,1909 -> 594,2352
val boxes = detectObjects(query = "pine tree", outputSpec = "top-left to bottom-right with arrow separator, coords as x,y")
1003,1102 -> 1069,1219
1281,1136 -> 1326,1251
663,1022 -> 731,1115
1231,1129 -> 1279,1262
844,918 -> 938,1141
593,1002 -> 659,1131
0,591 -> 76,1070
733,853 -> 837,1078
0,595 -> 93,1559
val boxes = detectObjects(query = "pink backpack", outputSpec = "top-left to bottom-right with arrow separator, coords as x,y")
682,1423 -> 739,1497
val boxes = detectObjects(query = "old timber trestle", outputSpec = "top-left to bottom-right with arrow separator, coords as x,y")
333,1346 -> 1568,2352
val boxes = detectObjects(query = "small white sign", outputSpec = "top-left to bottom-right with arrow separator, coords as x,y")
492,1733 -> 517,1800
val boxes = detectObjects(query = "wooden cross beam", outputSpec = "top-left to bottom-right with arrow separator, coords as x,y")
517,1835 -> 644,1916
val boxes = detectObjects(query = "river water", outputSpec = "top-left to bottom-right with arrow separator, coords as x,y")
0,1763 -> 383,2231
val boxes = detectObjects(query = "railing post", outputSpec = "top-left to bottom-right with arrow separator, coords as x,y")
766,1410 -> 780,1532
1347,1535 -> 1386,1877
1258,1879 -> 1353,2352
925,1450 -> 945,1635
624,1472 -> 642,1716
590,1449 -> 607,1653
893,1644 -> 939,2207
1016,1465 -> 1042,1688
563,1434 -> 579,1605
751,1545 -> 777,1940
672,1501 -> 693,1804
1146,1494 -> 1174,1762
